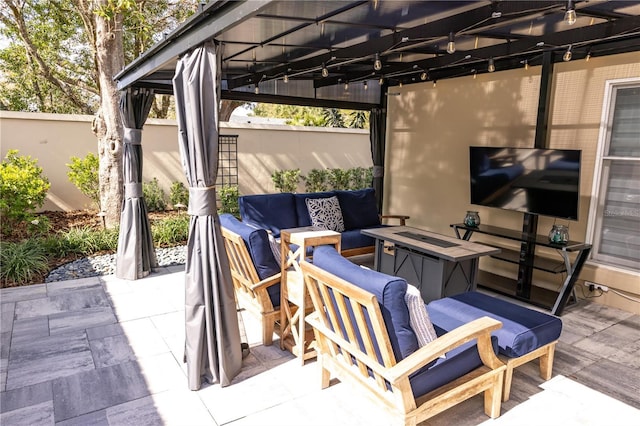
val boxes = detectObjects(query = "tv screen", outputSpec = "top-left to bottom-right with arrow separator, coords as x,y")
469,147 -> 581,220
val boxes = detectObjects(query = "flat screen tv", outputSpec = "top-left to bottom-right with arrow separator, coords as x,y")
469,146 -> 581,220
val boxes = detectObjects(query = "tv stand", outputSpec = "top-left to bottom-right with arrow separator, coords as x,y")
450,219 -> 591,316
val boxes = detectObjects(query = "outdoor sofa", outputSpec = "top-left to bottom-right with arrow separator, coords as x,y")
238,188 -> 407,257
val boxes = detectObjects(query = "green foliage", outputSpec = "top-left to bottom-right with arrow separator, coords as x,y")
327,168 -> 351,190
322,108 -> 346,128
271,169 -> 301,193
0,150 -> 50,235
152,215 -> 190,246
0,240 -> 49,286
67,153 -> 101,210
218,185 -> 240,217
347,110 -> 369,129
61,226 -> 119,254
303,169 -> 329,192
27,216 -> 51,237
348,166 -> 373,190
169,181 -> 189,208
143,178 -> 167,212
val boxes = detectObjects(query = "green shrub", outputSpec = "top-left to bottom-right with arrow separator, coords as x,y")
271,169 -> 301,193
143,178 -> 167,212
303,169 -> 329,192
27,216 -> 51,237
0,240 -> 49,286
218,185 -> 240,217
152,215 -> 190,246
60,226 -> 119,254
348,166 -> 373,190
67,153 -> 100,210
327,168 -> 351,190
169,181 -> 189,208
0,150 -> 50,235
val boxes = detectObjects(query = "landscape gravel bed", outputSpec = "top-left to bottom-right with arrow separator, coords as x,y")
45,245 -> 187,282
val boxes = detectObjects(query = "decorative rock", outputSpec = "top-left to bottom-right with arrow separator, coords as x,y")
45,246 -> 187,283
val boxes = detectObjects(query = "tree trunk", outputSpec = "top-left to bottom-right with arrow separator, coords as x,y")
92,5 -> 125,228
220,100 -> 245,122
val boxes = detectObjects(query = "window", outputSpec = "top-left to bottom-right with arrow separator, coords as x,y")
588,80 -> 640,271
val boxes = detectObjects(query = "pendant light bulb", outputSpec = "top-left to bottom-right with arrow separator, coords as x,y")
363,81 -> 368,90
373,53 -> 382,71
488,57 -> 495,73
420,72 -> 428,81
447,32 -> 456,54
254,85 -> 259,94
283,74 -> 289,83
564,1 -> 577,25
379,77 -> 384,85
586,51 -> 591,62
321,63 -> 329,78
563,46 -> 572,62
524,60 -> 529,70
344,81 -> 349,91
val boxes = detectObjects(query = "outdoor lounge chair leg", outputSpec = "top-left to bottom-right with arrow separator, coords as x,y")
502,364 -> 514,402
263,320 -> 274,346
486,373 -> 504,418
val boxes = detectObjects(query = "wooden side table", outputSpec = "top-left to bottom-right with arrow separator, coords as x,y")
280,227 -> 341,364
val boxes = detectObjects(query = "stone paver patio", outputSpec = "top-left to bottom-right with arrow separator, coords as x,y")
1,265 -> 639,425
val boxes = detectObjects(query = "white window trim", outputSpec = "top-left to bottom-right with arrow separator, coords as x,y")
586,77 -> 640,272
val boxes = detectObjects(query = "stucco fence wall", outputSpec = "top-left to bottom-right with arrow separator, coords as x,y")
0,111 -> 371,212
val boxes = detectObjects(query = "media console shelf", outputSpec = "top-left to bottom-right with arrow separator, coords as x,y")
450,222 -> 591,316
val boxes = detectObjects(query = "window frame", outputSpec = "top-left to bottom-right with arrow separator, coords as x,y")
586,77 -> 640,272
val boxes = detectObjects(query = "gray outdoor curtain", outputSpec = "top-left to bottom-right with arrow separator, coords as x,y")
172,41 -> 242,390
115,88 -> 158,280
370,107 -> 387,213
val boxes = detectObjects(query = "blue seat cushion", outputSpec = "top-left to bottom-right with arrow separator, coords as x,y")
239,193 -> 297,237
219,214 -> 280,307
340,229 -> 377,251
293,191 -> 336,227
427,292 -> 562,358
312,245 -> 418,361
409,334 -> 499,398
335,188 -> 381,230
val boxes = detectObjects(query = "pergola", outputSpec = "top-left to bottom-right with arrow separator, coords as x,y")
113,0 -> 640,391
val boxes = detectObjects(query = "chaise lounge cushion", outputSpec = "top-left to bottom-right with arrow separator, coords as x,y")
238,193 -> 296,237
312,245 -> 418,361
427,291 -> 562,358
219,214 -> 280,306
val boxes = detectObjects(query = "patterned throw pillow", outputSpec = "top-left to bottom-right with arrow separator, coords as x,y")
305,196 -> 345,232
404,284 -> 438,347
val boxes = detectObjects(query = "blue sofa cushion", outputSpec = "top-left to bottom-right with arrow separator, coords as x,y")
340,229 -> 377,251
294,191 -> 336,227
427,292 -> 562,358
219,214 -> 280,307
239,193 -> 297,237
312,245 -> 418,361
335,188 -> 381,230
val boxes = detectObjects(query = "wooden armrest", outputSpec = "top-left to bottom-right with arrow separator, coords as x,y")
386,317 -> 504,383
380,214 -> 410,226
248,273 -> 281,292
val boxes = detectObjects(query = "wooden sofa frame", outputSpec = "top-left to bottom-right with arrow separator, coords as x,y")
301,260 -> 507,426
221,226 -> 281,346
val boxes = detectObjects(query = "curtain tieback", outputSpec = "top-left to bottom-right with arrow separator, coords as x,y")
189,186 -> 217,216
124,128 -> 142,145
125,183 -> 142,199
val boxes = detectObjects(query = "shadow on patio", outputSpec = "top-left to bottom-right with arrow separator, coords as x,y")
1,266 -> 639,425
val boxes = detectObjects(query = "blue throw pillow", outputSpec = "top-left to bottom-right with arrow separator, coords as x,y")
335,188 -> 380,230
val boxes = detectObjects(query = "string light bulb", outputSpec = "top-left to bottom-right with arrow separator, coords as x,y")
563,45 -> 572,62
373,53 -> 382,71
254,85 -> 259,94
524,60 -> 529,70
344,81 -> 349,91
283,74 -> 289,83
586,50 -> 591,62
363,81 -> 368,90
420,71 -> 428,81
321,63 -> 329,78
379,77 -> 384,85
399,81 -> 403,88
447,32 -> 456,54
433,80 -> 437,88
564,1 -> 577,25
488,57 -> 495,72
